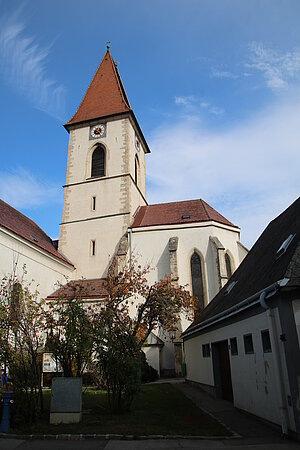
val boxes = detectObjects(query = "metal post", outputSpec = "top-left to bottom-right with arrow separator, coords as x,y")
0,391 -> 13,433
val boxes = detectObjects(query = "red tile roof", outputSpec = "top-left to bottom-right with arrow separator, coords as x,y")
0,199 -> 73,267
65,49 -> 131,127
130,199 -> 237,229
46,279 -> 108,300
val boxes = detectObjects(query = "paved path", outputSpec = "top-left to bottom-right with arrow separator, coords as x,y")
174,382 -> 298,449
0,381 -> 299,449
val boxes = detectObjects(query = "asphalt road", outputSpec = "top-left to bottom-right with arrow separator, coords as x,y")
0,437 -> 299,449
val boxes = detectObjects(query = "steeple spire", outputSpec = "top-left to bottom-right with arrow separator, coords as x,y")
65,47 -> 131,128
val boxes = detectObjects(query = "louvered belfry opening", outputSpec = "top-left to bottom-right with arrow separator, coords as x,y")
191,252 -> 204,310
91,146 -> 105,177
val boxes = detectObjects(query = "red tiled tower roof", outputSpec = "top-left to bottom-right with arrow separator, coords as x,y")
0,199 -> 73,267
65,47 -> 150,153
65,48 -> 131,127
130,199 -> 238,229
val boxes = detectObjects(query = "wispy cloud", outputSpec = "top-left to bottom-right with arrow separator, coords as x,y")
0,168 -> 60,210
0,7 -> 65,119
174,95 -> 196,108
210,43 -> 300,92
174,95 -> 224,116
148,91 -> 300,248
211,68 -> 239,79
246,41 -> 300,91
199,100 -> 224,116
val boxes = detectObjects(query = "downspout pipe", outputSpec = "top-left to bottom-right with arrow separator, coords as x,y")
260,291 -> 289,436
182,280 -> 284,340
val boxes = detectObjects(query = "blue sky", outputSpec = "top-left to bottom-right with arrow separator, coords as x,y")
0,0 -> 299,248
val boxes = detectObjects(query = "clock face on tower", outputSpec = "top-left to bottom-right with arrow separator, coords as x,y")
90,124 -> 106,139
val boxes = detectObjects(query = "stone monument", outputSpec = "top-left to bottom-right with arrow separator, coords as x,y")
50,377 -> 82,424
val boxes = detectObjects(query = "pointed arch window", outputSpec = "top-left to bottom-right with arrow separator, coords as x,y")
191,252 -> 205,311
91,145 -> 105,178
134,155 -> 139,185
225,253 -> 232,279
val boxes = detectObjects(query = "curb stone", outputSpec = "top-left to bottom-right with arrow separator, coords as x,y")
0,432 -> 241,440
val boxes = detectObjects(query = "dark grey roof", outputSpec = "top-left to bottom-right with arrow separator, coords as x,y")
183,197 -> 300,337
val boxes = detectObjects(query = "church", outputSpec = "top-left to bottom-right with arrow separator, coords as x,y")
0,47 -> 248,376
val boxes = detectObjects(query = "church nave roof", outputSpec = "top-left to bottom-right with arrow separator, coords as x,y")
131,199 -> 237,229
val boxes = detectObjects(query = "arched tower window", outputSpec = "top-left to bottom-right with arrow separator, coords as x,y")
134,155 -> 139,185
190,252 -> 205,311
225,253 -> 232,278
91,145 -> 105,178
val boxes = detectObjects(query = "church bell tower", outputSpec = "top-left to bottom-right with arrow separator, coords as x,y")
58,46 -> 149,278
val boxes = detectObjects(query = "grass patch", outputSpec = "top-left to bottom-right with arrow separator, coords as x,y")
11,383 -> 230,436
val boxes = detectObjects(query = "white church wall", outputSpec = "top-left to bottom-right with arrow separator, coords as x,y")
60,214 -> 127,279
143,346 -> 160,376
62,176 -> 132,220
130,221 -> 243,375
60,115 -> 147,279
0,228 -> 73,299
159,340 -> 175,373
130,231 -> 168,284
237,241 -> 249,261
130,221 -> 242,306
184,310 -> 295,429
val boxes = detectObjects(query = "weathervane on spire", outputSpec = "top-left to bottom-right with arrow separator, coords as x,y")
106,41 -> 110,50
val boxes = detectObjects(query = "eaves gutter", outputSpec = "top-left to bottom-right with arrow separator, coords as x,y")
129,220 -> 240,234
181,278 -> 289,340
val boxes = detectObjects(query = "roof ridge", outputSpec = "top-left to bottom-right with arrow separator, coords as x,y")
200,199 -> 210,220
132,205 -> 143,218
130,205 -> 147,227
112,58 -> 131,110
66,50 -> 110,125
147,198 -> 202,208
